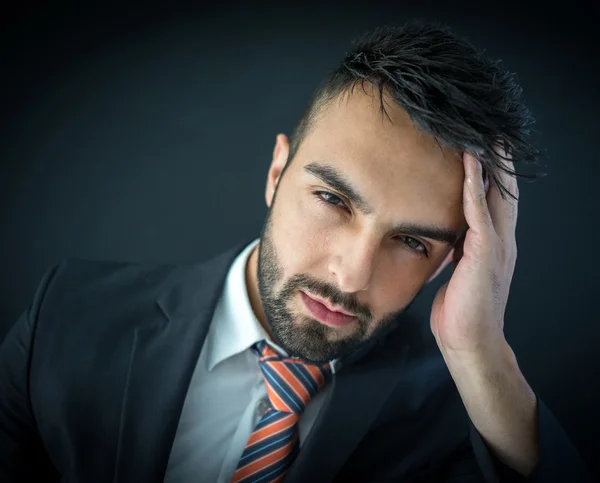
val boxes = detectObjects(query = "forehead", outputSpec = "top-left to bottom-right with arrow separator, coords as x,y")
294,86 -> 466,229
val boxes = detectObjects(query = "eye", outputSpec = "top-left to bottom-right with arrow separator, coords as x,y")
314,191 -> 348,209
396,236 -> 428,257
314,191 -> 429,258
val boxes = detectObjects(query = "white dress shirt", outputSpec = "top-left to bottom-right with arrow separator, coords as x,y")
164,239 -> 335,483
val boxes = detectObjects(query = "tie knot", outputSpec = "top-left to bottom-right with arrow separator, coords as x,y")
252,341 -> 332,415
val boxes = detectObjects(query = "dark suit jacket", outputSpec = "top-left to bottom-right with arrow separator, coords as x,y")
0,242 -> 592,482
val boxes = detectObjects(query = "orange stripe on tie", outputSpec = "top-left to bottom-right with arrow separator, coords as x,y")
304,364 -> 325,387
245,413 -> 296,447
231,437 -> 296,482
231,341 -> 332,483
265,380 -> 293,413
270,362 -> 311,407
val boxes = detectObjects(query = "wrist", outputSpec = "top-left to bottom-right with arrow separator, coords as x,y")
440,336 -> 516,368
440,338 -> 539,475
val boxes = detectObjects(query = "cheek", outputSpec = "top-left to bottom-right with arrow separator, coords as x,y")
269,191 -> 326,274
366,259 -> 430,327
271,189 -> 431,307
289,191 -> 331,231
376,267 -> 423,308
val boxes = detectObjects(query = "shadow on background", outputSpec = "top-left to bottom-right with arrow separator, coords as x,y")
1,0 -> 599,479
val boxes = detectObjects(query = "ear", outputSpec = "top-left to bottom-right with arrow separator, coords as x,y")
265,134 -> 290,208
427,248 -> 454,283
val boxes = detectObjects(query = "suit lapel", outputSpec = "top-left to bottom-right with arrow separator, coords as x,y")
284,338 -> 412,483
113,243 -> 248,483
112,237 -> 417,483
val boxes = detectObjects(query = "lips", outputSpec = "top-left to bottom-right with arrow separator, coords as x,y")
300,291 -> 357,328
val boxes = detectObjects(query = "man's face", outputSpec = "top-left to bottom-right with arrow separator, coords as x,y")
257,86 -> 467,363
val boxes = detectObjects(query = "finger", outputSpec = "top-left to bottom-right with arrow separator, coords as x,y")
487,143 -> 519,241
463,151 -> 493,236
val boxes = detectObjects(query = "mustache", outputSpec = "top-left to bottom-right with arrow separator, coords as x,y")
283,273 -> 372,320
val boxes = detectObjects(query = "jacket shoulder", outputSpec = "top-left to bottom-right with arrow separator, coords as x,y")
33,256 -> 219,342
44,257 -> 182,312
36,241 -> 247,335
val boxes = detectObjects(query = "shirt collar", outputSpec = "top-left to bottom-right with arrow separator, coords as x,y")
205,238 -> 269,371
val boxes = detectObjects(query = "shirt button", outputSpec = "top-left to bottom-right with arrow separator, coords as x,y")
257,398 -> 270,417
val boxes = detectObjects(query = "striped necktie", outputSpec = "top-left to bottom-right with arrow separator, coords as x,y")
231,340 -> 333,483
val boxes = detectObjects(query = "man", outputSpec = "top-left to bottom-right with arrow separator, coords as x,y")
0,21 -> 592,483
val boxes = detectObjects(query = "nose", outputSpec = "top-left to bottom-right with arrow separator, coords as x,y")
328,235 -> 378,293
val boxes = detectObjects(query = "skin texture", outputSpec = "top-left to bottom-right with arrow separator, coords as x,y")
245,83 -> 539,475
246,84 -> 467,363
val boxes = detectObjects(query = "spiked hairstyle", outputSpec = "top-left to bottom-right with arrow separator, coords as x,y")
286,21 -> 543,200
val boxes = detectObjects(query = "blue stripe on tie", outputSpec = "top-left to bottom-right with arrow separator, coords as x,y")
250,415 -> 287,441
255,341 -> 280,362
238,424 -> 296,463
254,409 -> 284,430
261,364 -> 303,413
238,458 -> 287,483
239,340 -> 330,483
286,362 -> 318,395
241,416 -> 295,455
260,365 -> 302,412
250,455 -> 292,483
238,438 -> 300,483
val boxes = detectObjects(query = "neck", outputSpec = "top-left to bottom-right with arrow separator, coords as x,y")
245,243 -> 272,337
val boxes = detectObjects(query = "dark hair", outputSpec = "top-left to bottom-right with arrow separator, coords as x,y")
286,21 -> 544,200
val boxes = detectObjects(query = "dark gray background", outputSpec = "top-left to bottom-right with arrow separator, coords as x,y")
1,0 -> 599,479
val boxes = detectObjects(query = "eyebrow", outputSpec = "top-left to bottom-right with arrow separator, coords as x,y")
303,161 -> 460,246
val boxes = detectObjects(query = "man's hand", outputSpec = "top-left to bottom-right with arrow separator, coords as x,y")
429,146 -> 540,476
430,147 -> 517,354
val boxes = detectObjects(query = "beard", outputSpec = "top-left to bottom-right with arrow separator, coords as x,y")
256,200 -> 415,364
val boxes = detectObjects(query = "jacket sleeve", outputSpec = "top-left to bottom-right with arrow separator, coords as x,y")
0,265 -> 61,482
468,393 -> 593,483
